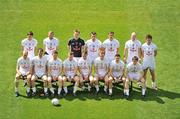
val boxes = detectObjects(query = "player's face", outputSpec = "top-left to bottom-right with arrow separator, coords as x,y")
27,34 -> 33,40
131,33 -> 136,41
38,50 -> 43,57
23,51 -> 28,59
146,38 -> 152,44
132,59 -> 138,65
115,56 -> 120,62
48,32 -> 54,39
99,52 -> 105,59
53,53 -> 58,59
82,53 -> 87,59
68,53 -> 74,60
74,32 -> 80,39
91,34 -> 96,40
108,33 -> 114,39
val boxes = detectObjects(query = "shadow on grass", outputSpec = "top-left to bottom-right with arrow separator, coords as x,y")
18,83 -> 180,104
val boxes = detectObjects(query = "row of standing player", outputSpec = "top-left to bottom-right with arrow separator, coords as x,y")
15,30 -> 158,98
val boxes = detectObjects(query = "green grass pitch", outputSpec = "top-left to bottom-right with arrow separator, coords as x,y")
0,0 -> 180,119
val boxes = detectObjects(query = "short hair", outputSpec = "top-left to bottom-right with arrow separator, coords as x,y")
115,54 -> 120,57
38,48 -> 43,52
27,31 -> 33,36
99,47 -> 105,54
109,31 -> 114,34
146,34 -> 152,39
74,29 -> 80,34
132,56 -> 138,61
91,32 -> 97,35
53,50 -> 58,54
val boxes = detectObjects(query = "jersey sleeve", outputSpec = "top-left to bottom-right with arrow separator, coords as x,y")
116,40 -> 120,48
125,41 -> 128,49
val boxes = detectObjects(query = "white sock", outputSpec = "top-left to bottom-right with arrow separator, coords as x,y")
95,85 -> 99,92
109,89 -> 112,94
126,89 -> 129,96
26,87 -> 30,93
50,87 -> 54,94
73,86 -> 77,93
32,87 -> 36,93
104,85 -> 107,92
88,85 -> 91,91
44,87 -> 48,93
142,88 -> 146,95
152,81 -> 156,87
64,87 -> 68,93
15,87 -> 18,92
58,87 -> 62,94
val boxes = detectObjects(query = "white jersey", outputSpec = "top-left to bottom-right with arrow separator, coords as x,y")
85,39 -> 102,63
103,39 -> 119,63
78,57 -> 92,76
125,39 -> 141,63
110,60 -> 125,77
94,57 -> 109,77
43,37 -> 59,58
142,42 -> 157,62
127,62 -> 142,74
48,58 -> 63,77
17,57 -> 31,76
32,56 -> 48,77
21,38 -> 37,60
63,59 -> 78,77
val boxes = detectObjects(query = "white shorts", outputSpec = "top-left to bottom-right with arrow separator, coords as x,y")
73,57 -> 81,62
128,73 -> 141,80
142,61 -> 155,70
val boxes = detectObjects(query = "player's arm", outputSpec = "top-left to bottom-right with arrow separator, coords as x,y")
141,48 -> 144,59
16,63 -> 21,75
30,64 -> 34,75
108,67 -> 113,77
67,40 -> 71,52
47,65 -> 51,76
154,50 -> 157,57
74,66 -> 79,75
123,48 -> 128,63
138,47 -> 142,62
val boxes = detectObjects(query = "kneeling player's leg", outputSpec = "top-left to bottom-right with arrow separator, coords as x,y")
48,76 -> 54,94
104,76 -> 109,93
108,76 -> 113,95
57,76 -> 63,95
26,74 -> 31,93
88,76 -> 94,91
31,75 -> 37,94
124,77 -> 130,96
14,74 -> 20,95
141,77 -> 146,96
73,76 -> 80,94
42,75 -> 48,94
94,76 -> 99,92
62,76 -> 68,94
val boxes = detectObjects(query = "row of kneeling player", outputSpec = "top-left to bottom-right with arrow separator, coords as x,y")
15,48 -> 147,99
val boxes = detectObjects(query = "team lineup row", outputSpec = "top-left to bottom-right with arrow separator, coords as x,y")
15,30 -> 158,98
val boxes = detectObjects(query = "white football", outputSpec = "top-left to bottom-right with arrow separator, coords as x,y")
51,98 -> 59,106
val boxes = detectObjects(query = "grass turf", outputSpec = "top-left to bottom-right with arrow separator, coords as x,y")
0,0 -> 180,119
